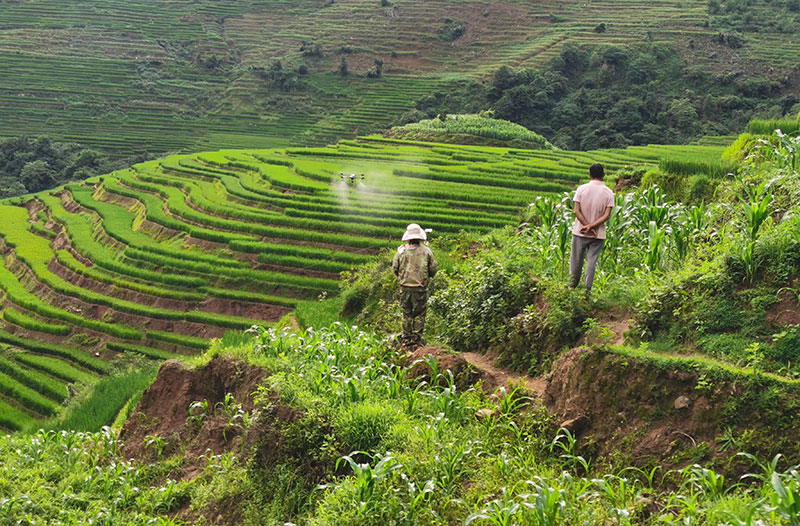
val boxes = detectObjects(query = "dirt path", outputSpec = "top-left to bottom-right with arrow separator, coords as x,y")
462,351 -> 547,398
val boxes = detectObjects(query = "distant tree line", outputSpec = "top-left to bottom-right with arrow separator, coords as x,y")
400,43 -> 800,150
0,136 -> 153,198
708,0 -> 800,34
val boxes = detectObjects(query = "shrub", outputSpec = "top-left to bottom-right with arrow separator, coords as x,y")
770,326 -> 800,363
334,402 -> 402,453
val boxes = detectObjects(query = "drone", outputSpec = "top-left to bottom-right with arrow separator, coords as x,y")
339,172 -> 365,184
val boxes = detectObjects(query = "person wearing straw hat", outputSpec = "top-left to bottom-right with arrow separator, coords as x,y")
393,223 -> 438,348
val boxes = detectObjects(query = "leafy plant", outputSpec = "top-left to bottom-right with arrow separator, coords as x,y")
333,451 -> 402,514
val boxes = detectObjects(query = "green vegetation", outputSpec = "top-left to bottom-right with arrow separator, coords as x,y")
1,0 -> 799,167
0,136 -> 738,426
404,44 -> 800,150
387,113 -> 555,149
2,325 -> 800,524
52,364 -> 159,432
3,308 -> 71,336
0,136 -> 131,197
344,131 -> 800,381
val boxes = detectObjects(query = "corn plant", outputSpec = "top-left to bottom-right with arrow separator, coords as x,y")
590,475 -> 637,524
400,476 -> 436,522
645,221 -> 667,271
738,453 -> 799,484
521,477 -> 567,526
187,399 -> 211,428
682,464 -> 730,500
739,179 -> 774,241
435,441 -> 477,494
465,488 -> 524,526
769,129 -> 799,171
768,470 -> 800,525
494,385 -> 533,421
213,393 -> 252,441
334,451 -> 402,514
550,428 -> 590,474
143,434 -> 167,458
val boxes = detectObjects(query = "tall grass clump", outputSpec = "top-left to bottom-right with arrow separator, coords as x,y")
748,117 -> 800,136
50,364 -> 158,432
658,156 -> 737,178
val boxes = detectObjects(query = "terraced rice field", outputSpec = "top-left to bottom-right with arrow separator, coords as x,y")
0,0 -> 794,156
0,137 -> 728,431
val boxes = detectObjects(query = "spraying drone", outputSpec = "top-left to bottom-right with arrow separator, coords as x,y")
339,172 -> 365,184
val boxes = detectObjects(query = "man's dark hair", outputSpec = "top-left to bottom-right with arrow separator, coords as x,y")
589,163 -> 605,180
409,239 -> 421,245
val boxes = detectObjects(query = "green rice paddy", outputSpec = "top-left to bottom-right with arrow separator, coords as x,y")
0,136 -> 729,430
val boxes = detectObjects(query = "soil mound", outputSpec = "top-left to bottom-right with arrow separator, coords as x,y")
544,347 -> 800,469
545,348 -> 723,466
404,345 -> 483,390
120,356 -> 269,464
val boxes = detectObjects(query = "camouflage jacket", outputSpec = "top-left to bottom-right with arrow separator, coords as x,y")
392,243 -> 438,288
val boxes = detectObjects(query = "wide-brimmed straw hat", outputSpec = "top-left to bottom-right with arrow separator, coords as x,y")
402,223 -> 427,241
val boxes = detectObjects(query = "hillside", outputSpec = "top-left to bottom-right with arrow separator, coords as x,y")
0,124 -> 799,523
1,0 -> 799,158
0,137 -> 733,431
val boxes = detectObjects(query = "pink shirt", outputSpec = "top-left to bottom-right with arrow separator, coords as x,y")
572,179 -> 615,239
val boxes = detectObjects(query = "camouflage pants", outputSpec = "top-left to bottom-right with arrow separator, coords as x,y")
400,286 -> 428,342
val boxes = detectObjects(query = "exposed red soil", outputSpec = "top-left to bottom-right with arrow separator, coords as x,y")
253,261 -> 339,281
767,291 -> 800,326
4,249 -> 227,339
462,350 -> 546,397
24,198 -> 45,222
0,298 -> 116,359
121,356 -> 306,526
450,3 -> 529,48
404,345 -> 483,390
545,347 -> 728,467
57,189 -> 81,213
48,257 -> 290,322
120,356 -> 273,463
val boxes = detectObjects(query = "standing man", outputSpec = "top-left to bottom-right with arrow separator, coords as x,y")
393,223 -> 438,348
570,163 -> 614,293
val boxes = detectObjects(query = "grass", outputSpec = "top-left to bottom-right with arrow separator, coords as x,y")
105,341 -> 183,361
13,352 -> 96,384
388,114 -> 555,149
0,398 -> 34,431
0,367 -> 61,416
0,0 -> 796,160
748,118 -> 800,135
0,354 -> 68,402
3,308 -> 71,336
48,364 -> 159,432
0,329 -> 108,374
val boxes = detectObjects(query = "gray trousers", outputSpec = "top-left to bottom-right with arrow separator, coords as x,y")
570,235 -> 604,291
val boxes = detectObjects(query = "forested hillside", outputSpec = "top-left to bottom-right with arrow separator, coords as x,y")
1,0 -> 799,159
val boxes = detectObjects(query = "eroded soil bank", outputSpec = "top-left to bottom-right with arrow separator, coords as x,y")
122,345 -> 800,502
545,347 -> 800,469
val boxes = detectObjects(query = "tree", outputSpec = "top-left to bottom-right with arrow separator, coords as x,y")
20,160 -> 55,193
339,57 -> 348,76
300,40 -> 322,57
367,58 -> 383,78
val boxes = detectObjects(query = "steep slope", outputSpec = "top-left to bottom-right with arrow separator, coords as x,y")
0,0 -> 798,156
